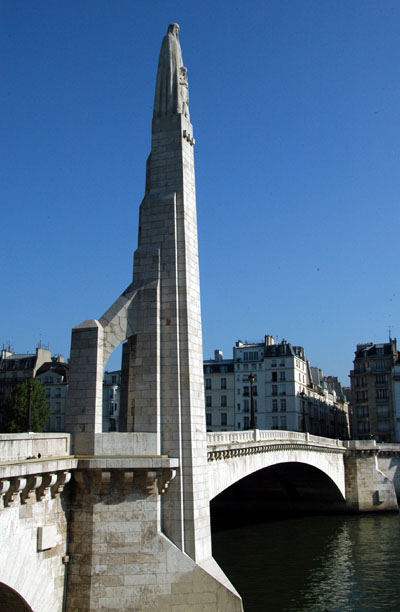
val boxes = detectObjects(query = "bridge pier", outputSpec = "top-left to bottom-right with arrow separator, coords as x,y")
344,441 -> 398,512
65,456 -> 242,612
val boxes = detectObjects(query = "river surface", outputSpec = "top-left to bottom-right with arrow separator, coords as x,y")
212,512 -> 400,612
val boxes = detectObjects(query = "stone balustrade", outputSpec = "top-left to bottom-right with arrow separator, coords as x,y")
207,429 -> 345,454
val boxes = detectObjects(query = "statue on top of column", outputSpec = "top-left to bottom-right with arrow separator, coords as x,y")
153,23 -> 190,120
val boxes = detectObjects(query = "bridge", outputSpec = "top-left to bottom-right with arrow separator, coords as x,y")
0,431 -> 399,612
2,22 -> 400,612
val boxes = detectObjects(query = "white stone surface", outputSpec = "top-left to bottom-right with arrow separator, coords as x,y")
0,433 -> 71,462
207,431 -> 347,500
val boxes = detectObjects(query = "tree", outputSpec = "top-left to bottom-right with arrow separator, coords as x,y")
1,379 -> 50,433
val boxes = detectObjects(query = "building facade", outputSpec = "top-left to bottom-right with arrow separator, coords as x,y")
36,358 -> 69,432
349,339 -> 398,442
204,335 -> 349,438
102,370 -> 121,431
203,351 -> 235,431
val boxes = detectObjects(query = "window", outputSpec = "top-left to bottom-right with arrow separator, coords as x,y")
280,415 -> 287,430
376,374 -> 387,385
244,400 -> 249,412
206,413 -> 212,426
205,378 -> 211,389
221,377 -> 227,389
272,416 -> 278,429
243,351 -> 258,361
375,360 -> 386,371
279,384 -> 286,395
280,399 -> 286,412
357,406 -> 368,417
272,372 -> 277,382
272,384 -> 278,396
358,421 -> 369,433
377,421 -> 390,432
377,405 -> 389,417
237,403 -> 241,411
272,399 -> 278,412
221,413 -> 227,426
237,422 -> 241,429
221,395 -> 227,407
279,359 -> 285,367
112,375 -> 116,384
356,376 -> 368,387
243,386 -> 249,396
244,416 -> 249,429
109,403 -> 114,415
206,396 -> 212,407
271,360 -> 277,368
237,388 -> 241,395
376,389 -> 388,400
279,371 -> 286,381
55,416 -> 61,430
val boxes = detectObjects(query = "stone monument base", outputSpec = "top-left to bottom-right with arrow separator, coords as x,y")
66,459 -> 243,612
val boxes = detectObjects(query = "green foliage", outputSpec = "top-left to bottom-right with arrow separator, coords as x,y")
1,379 -> 50,433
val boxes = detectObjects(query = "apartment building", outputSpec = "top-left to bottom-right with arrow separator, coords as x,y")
349,339 -> 398,442
204,335 -> 349,438
203,350 -> 235,431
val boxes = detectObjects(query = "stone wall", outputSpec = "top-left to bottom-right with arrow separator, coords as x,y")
66,462 -> 242,612
344,441 -> 398,511
0,433 -> 71,462
0,465 -> 71,612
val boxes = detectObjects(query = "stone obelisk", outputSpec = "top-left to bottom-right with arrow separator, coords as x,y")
122,21 -> 209,562
65,24 -> 242,610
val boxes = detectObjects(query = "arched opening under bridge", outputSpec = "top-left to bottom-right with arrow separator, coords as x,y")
211,461 -> 347,532
0,583 -> 33,612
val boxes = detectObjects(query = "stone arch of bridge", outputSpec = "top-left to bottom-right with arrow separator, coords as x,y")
0,582 -> 34,612
210,460 -> 347,530
208,447 -> 346,501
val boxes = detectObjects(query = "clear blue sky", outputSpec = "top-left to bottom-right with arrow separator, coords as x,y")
1,1 -> 399,386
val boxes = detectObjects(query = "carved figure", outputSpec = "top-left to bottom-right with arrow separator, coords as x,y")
153,23 -> 190,119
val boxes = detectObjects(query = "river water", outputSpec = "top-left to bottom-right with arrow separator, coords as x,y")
212,512 -> 400,612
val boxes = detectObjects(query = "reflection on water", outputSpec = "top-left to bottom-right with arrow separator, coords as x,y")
212,513 -> 400,612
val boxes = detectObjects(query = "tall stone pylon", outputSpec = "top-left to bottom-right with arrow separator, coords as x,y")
65,24 -> 243,610
122,21 -> 209,562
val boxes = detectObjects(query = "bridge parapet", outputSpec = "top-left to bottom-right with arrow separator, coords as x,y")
206,430 -> 347,500
207,429 -> 345,450
0,457 -> 77,509
0,432 -> 71,462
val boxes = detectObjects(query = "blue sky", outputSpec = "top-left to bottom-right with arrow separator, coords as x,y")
1,1 -> 399,386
